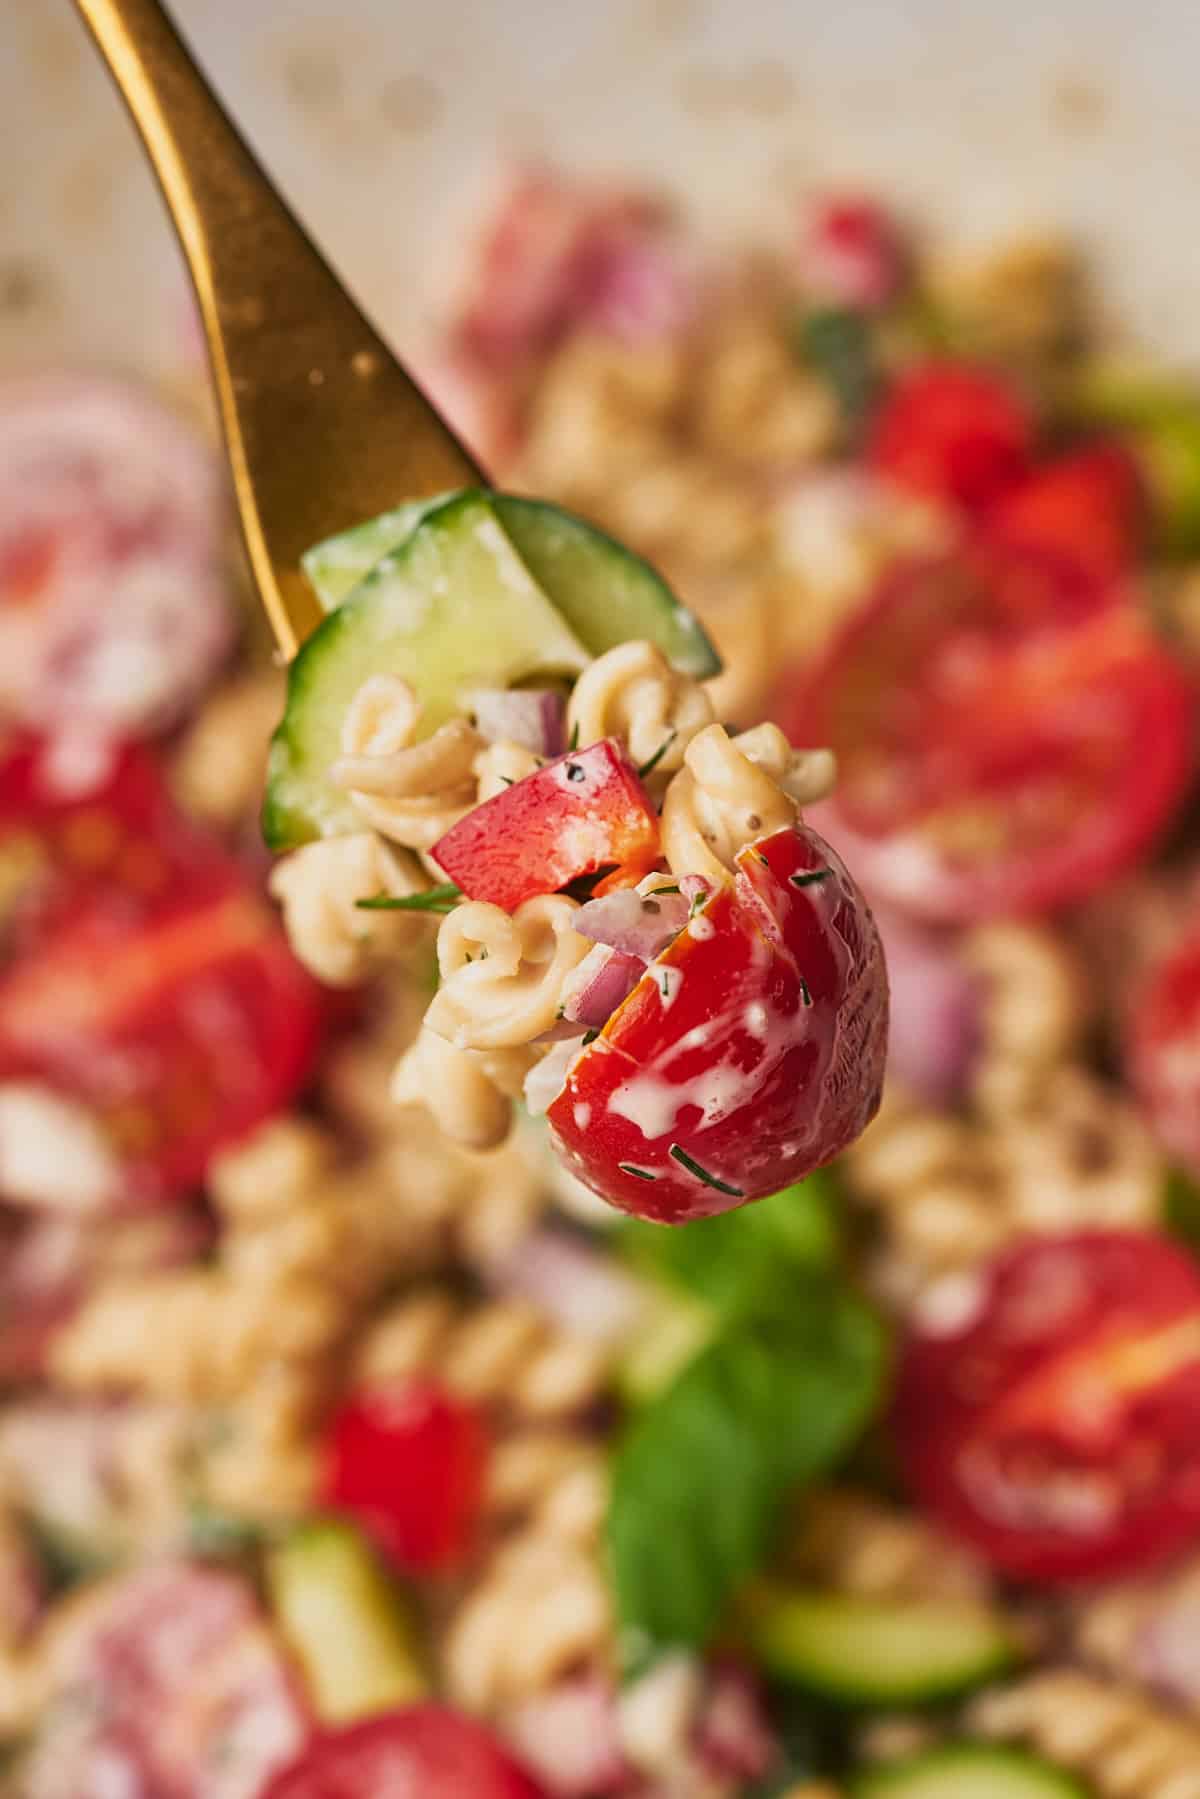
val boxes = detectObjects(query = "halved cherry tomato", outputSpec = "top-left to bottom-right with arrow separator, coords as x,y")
869,360 -> 1034,511
322,1380 -> 489,1575
984,442 -> 1147,581
895,1231 -> 1200,1583
431,739 -> 660,913
1128,918 -> 1200,1174
264,1707 -> 548,1799
777,544 -> 1194,922
0,736 -> 325,1207
547,823 -> 887,1223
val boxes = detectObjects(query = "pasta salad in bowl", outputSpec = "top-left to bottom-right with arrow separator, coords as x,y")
3,168 -> 1200,1798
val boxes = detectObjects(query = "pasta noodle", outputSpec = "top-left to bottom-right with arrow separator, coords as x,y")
269,831 -> 431,987
425,895 -> 590,1051
565,639 -> 714,784
333,674 -> 482,849
969,1668 -> 1200,1799
391,1024 -> 538,1150
661,721 -> 835,886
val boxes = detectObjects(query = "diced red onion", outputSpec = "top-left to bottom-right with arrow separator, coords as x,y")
470,687 -> 566,756
578,237 -> 699,346
562,945 -> 645,1028
574,887 -> 691,962
524,1037 -> 587,1118
872,903 -> 982,1105
693,1661 -> 778,1782
1135,1600 -> 1200,1706
502,1677 -> 630,1797
492,1229 -> 649,1345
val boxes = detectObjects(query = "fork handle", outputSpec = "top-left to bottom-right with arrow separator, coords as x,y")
73,0 -> 482,657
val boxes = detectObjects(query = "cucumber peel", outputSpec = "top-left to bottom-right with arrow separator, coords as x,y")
302,489 -> 721,676
266,1519 -> 428,1724
851,1743 -> 1088,1799
744,1586 -> 1021,1707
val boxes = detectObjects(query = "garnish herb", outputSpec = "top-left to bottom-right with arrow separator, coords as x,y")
356,882 -> 461,914
689,890 -> 708,917
637,731 -> 677,780
619,1163 -> 658,1182
799,976 -> 812,1007
796,305 -> 879,434
669,1144 -> 744,1198
568,721 -> 580,752
582,1028 -> 601,1046
608,1278 -> 886,1669
789,868 -> 831,889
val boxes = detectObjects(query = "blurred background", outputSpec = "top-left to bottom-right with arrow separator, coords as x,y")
7,0 -> 1200,380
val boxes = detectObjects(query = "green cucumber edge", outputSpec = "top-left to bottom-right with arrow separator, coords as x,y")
745,1588 -> 1021,1708
850,1743 -> 1089,1799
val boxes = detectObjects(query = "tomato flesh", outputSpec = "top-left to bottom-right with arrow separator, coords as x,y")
868,360 -> 1033,511
547,823 -> 887,1223
263,1706 -> 548,1799
431,738 -> 660,912
984,441 -> 1147,580
779,545 -> 1194,922
1129,923 -> 1200,1174
0,736 -> 326,1207
322,1380 -> 489,1575
895,1231 -> 1200,1583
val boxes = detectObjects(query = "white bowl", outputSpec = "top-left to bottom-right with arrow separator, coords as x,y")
6,0 -> 1200,376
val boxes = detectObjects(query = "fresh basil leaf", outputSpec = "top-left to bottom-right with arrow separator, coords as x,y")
615,1171 -> 839,1317
608,1281 -> 887,1667
796,306 -> 879,433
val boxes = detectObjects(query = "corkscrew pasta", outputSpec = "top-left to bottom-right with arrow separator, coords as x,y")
661,721 -> 836,886
565,639 -> 714,785
333,674 -> 482,849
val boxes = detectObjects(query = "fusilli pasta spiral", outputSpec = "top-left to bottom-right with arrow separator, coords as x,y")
269,831 -> 431,987
333,674 -> 482,849
391,1026 -> 536,1151
661,722 -> 835,886
969,1668 -> 1200,1799
565,640 -> 714,785
425,895 -> 590,1051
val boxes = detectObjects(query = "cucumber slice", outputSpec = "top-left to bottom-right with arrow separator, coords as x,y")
851,1744 -> 1088,1799
301,490 -> 721,678
494,496 -> 720,678
745,1587 -> 1019,1707
302,494 -> 454,609
266,1519 -> 428,1724
264,491 -> 591,848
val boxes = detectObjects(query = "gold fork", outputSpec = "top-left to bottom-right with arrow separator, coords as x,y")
72,0 -> 483,660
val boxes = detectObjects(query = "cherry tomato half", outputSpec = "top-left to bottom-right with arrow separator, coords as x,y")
547,822 -> 887,1222
1128,918 -> 1200,1175
322,1381 -> 489,1575
778,544 -> 1194,923
0,736 -> 325,1207
432,738 -> 660,914
896,1231 -> 1200,1583
868,360 -> 1034,512
263,1707 -> 547,1799
983,442 -> 1147,582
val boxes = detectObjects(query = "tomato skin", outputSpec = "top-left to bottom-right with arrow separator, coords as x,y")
0,735 -> 326,1207
1128,923 -> 1200,1174
263,1706 -> 548,1799
322,1380 -> 489,1575
896,1231 -> 1200,1584
779,546 -> 1195,923
984,442 -> 1147,580
798,194 -> 905,310
547,823 -> 887,1223
431,739 -> 660,913
869,361 -> 1034,511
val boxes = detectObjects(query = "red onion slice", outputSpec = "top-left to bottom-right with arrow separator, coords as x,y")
492,1229 -> 649,1345
469,687 -> 565,756
694,1661 -> 778,1782
561,945 -> 645,1028
502,1677 -> 630,1797
872,903 -> 982,1105
574,886 -> 691,962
